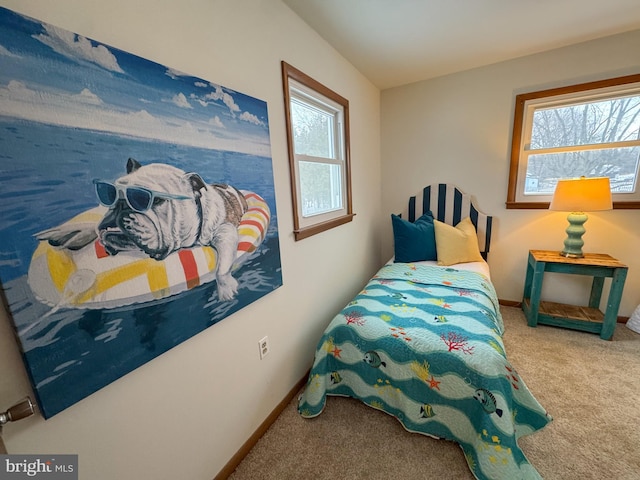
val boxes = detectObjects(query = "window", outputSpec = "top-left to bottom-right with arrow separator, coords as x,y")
282,62 -> 353,240
507,73 -> 640,209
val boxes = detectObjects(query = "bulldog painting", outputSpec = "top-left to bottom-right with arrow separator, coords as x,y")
36,158 -> 248,301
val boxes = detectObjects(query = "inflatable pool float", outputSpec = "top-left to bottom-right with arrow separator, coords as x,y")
27,191 -> 270,310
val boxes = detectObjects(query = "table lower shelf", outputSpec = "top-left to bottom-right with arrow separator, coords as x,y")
523,299 -> 605,334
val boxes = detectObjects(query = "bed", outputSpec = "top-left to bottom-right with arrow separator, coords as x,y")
298,184 -> 551,480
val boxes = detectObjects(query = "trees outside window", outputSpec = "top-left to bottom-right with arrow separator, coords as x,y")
282,62 -> 353,239
507,74 -> 640,209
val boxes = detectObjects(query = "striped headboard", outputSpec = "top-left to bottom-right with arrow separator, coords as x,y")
402,184 -> 493,260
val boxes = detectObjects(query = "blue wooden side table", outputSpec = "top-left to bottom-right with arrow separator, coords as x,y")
522,250 -> 628,340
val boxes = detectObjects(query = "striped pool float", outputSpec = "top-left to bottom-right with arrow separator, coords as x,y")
27,190 -> 270,310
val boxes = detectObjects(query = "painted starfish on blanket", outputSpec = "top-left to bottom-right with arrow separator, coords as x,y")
428,375 -> 441,390
431,298 -> 452,309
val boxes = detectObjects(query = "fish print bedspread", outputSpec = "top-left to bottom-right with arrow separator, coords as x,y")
298,263 -> 551,480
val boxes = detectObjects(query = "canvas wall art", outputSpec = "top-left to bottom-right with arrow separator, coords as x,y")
0,7 -> 282,418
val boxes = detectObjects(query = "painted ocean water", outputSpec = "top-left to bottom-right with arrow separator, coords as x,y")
0,118 -> 282,418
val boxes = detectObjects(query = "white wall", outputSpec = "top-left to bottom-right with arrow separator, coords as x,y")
381,29 -> 640,317
0,1 -> 381,478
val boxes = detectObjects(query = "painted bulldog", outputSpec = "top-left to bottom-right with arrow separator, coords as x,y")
36,158 -> 248,301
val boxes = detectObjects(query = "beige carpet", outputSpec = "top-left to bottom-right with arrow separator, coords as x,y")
228,306 -> 640,480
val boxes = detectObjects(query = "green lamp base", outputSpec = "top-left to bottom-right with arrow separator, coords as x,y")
560,212 -> 588,258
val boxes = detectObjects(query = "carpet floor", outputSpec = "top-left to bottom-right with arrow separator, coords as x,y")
228,306 -> 640,480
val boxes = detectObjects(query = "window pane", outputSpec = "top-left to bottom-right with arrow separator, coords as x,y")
508,74 -> 640,208
290,98 -> 334,158
299,160 -> 343,217
524,146 -> 640,194
283,61 -> 353,238
531,96 -> 640,150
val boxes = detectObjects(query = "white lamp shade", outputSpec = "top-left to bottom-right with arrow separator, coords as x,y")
549,177 -> 612,212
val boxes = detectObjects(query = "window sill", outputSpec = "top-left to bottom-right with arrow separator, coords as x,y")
294,213 -> 355,241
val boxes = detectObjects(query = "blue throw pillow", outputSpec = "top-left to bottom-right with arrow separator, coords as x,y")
391,212 -> 437,263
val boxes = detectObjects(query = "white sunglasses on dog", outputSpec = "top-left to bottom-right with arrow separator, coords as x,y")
93,180 -> 193,213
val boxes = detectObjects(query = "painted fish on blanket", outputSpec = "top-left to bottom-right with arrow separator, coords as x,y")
473,388 -> 503,417
420,403 -> 436,418
363,351 -> 386,368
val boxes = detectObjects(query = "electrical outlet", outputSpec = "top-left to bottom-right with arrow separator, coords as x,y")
258,336 -> 270,359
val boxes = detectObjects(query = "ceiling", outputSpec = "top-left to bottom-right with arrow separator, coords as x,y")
282,0 -> 640,90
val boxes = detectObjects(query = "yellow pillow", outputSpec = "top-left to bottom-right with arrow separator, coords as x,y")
434,217 -> 484,266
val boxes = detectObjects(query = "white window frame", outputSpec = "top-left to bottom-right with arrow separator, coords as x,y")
282,62 -> 354,240
507,73 -> 640,209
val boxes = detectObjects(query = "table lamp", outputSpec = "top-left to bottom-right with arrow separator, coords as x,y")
549,176 -> 612,258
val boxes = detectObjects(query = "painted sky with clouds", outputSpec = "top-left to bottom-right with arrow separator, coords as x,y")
0,7 -> 272,157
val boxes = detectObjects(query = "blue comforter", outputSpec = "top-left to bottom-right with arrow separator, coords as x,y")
298,263 -> 551,480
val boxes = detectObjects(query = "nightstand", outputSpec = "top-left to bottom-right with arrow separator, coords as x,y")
522,250 -> 628,340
